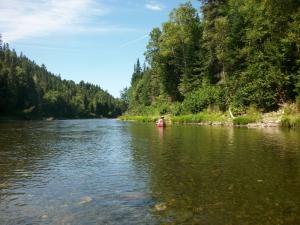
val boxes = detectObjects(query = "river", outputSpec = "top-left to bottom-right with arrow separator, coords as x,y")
0,119 -> 299,224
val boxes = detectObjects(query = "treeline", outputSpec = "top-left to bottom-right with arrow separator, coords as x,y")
0,37 -> 125,119
123,0 -> 300,115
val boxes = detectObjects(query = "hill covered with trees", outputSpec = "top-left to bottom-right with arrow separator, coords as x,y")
123,0 -> 300,116
0,36 -> 125,119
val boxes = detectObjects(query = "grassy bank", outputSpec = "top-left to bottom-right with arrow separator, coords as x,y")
233,114 -> 262,125
119,110 -> 291,127
119,112 -> 231,124
119,104 -> 300,128
281,114 -> 300,128
171,112 -> 229,124
118,115 -> 159,123
279,103 -> 300,128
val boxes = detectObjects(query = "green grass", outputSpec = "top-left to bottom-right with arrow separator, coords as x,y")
120,108 -> 300,127
119,112 -> 228,124
171,112 -> 228,124
233,114 -> 261,125
232,107 -> 262,125
280,114 -> 300,128
118,115 -> 159,123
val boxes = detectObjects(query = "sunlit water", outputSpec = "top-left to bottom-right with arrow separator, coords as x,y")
0,119 -> 300,224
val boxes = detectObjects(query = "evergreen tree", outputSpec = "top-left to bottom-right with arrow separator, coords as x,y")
0,39 -> 125,118
126,1 -> 300,114
131,59 -> 143,85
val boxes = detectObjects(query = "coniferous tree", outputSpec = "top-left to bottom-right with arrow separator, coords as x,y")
125,1 -> 300,114
0,38 -> 125,118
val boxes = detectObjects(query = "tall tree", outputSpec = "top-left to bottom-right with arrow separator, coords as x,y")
131,58 -> 143,85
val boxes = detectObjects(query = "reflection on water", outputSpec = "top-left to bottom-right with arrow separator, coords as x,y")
0,120 -> 300,224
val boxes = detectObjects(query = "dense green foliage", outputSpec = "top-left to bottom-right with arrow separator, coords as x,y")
0,37 -> 125,119
123,1 -> 300,116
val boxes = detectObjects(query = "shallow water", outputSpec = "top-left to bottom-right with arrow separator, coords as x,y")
0,119 -> 300,224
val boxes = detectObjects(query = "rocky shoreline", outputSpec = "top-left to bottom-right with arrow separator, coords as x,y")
119,109 -> 300,128
172,120 -> 280,128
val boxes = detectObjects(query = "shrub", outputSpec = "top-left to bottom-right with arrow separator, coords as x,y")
182,85 -> 222,114
283,104 -> 297,115
170,102 -> 183,116
158,102 -> 169,115
231,62 -> 286,112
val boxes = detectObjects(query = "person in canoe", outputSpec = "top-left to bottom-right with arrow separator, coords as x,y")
156,116 -> 166,127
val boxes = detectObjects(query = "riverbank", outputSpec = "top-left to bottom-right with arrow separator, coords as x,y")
118,108 -> 300,128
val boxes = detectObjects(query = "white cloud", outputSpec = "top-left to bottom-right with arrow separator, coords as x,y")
0,0 -> 130,42
145,1 -> 164,11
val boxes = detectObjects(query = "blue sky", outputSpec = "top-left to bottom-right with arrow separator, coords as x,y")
0,0 -> 200,97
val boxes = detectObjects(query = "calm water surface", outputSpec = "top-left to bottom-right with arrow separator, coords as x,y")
0,119 -> 300,224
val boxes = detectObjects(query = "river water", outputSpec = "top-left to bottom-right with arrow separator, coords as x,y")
0,119 -> 299,224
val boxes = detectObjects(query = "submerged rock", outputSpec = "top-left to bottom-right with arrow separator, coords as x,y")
78,196 -> 92,205
41,214 -> 48,219
155,203 -> 167,211
0,182 -> 9,188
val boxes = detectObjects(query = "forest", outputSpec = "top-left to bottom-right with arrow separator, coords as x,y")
1,0 -> 300,121
123,0 -> 300,117
0,37 -> 125,119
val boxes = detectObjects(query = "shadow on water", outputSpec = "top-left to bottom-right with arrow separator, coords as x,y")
0,120 -> 300,224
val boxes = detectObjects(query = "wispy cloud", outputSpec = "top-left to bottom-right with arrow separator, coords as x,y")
121,34 -> 148,47
145,1 -> 164,11
0,0 -> 132,42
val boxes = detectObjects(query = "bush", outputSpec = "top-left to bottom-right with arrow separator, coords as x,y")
228,101 -> 247,116
182,85 -> 223,114
158,102 -> 169,115
231,62 -> 287,112
283,104 -> 297,115
170,102 -> 183,116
